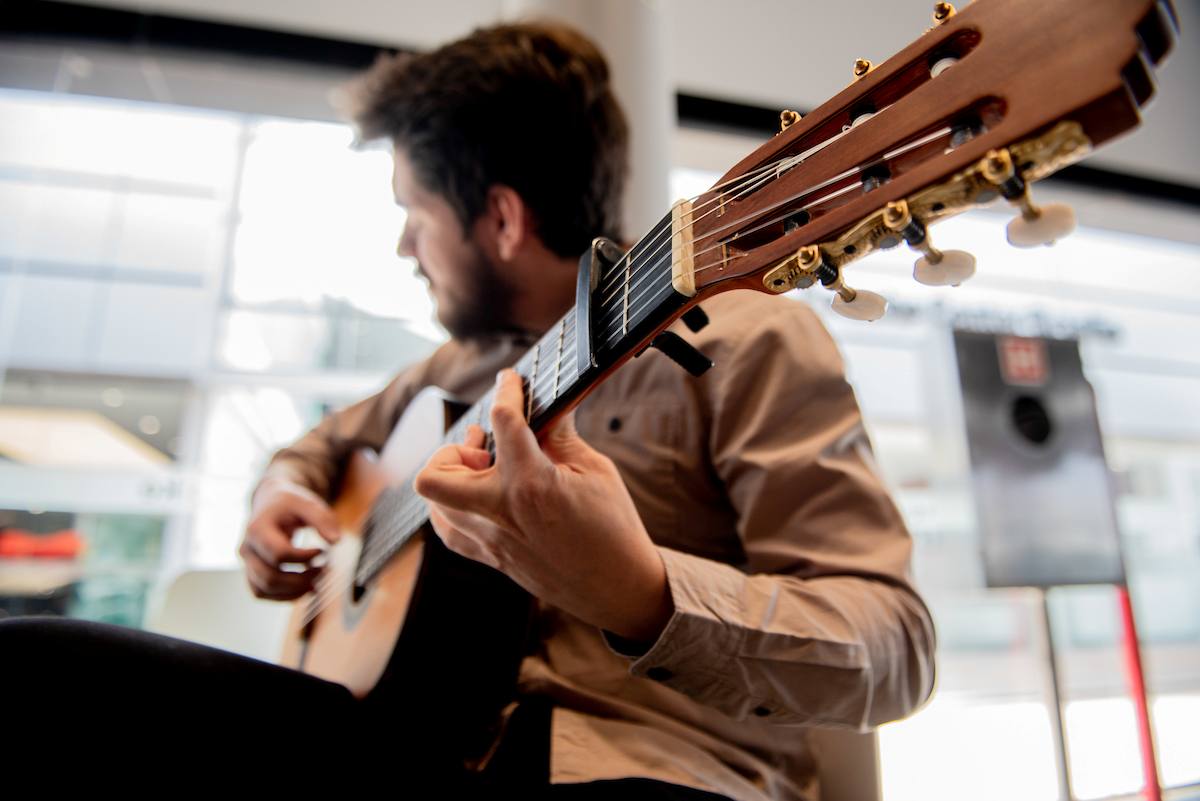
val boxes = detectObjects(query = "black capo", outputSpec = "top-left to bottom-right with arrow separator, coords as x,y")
577,236 -> 714,378
575,237 -> 624,375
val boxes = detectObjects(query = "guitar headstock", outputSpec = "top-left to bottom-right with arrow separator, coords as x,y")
674,0 -> 1178,320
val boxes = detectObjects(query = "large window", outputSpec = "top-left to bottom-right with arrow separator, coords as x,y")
0,87 -> 443,617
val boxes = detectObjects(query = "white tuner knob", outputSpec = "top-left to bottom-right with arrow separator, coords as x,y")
913,249 -> 976,286
1006,202 -> 1076,248
832,288 -> 888,321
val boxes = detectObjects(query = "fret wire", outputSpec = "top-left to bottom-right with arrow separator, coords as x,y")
595,246 -> 673,332
553,317 -> 564,399
598,267 -> 674,339
600,283 -> 676,348
362,353 -> 583,584
597,236 -> 669,315
367,314 -> 586,579
526,343 -> 540,422
597,216 -> 673,310
594,212 -> 673,302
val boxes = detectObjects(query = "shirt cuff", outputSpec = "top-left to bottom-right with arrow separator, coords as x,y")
602,546 -> 764,716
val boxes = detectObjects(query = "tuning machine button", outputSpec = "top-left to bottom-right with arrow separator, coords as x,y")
883,200 -> 976,286
933,3 -> 956,24
779,109 -> 802,132
981,149 -> 1076,248
852,59 -> 873,81
800,247 -> 887,322
831,286 -> 888,321
1006,201 -> 1076,248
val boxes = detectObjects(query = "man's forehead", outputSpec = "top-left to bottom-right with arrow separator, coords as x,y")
390,146 -> 422,206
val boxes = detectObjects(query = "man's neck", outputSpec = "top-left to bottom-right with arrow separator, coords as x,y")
504,251 -> 579,337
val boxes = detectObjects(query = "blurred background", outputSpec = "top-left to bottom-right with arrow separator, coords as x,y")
0,1 -> 1196,798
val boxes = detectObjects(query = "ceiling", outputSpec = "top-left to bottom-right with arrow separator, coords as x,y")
57,0 -> 1199,188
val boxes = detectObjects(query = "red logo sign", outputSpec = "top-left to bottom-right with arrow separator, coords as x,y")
998,336 -> 1049,386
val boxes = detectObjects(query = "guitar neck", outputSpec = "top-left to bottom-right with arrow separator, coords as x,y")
356,215 -> 692,588
444,211 -> 691,447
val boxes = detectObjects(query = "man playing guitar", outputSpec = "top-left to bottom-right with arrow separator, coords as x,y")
244,20 -> 935,800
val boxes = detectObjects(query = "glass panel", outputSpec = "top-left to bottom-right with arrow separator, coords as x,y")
0,89 -> 241,190
229,119 -> 441,338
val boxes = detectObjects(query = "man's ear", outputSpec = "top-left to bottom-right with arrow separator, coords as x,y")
486,184 -> 533,262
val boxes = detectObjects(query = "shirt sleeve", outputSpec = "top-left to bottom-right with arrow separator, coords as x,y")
605,300 -> 936,730
254,361 -> 426,503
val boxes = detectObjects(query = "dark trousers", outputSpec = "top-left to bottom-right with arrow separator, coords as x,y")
0,616 -> 730,799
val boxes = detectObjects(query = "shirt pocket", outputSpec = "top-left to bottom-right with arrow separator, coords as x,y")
576,392 -> 682,545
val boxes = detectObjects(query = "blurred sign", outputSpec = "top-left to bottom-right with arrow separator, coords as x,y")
954,330 -> 1125,588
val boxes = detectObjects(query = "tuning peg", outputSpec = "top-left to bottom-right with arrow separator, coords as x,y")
913,249 -> 976,286
779,109 -> 801,132
832,286 -> 888,321
1006,201 -> 1076,248
882,200 -> 976,286
981,148 -> 1076,248
932,3 -> 956,24
796,245 -> 888,322
852,59 -> 873,80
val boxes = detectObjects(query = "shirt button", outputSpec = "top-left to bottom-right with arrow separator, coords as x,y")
753,706 -> 771,717
608,417 -> 622,432
646,666 -> 673,681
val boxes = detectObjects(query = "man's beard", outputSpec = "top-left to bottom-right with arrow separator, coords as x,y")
435,242 -> 522,341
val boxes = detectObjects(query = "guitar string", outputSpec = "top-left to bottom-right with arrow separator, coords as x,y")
591,150 -> 809,302
592,123 -> 955,337
594,144 -> 820,310
344,335 -> 584,596
350,323 -> 582,560
306,383 -> 584,623
316,176 -> 889,614
306,123 -> 956,616
598,181 -> 868,347
592,124 -> 860,303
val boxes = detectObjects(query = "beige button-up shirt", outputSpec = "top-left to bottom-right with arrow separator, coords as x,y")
261,289 -> 936,800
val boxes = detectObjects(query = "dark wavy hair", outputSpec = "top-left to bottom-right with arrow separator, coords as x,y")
340,21 -> 628,258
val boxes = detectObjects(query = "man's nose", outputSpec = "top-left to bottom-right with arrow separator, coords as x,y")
397,221 -> 416,259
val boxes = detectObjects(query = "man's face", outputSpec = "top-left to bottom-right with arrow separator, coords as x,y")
392,147 -> 514,340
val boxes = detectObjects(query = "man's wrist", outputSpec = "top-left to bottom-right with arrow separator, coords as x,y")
251,474 -> 312,513
607,550 -> 674,643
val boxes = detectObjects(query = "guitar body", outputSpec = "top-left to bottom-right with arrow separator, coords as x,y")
280,387 -> 533,756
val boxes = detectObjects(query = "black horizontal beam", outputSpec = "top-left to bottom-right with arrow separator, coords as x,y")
1,0 -> 390,68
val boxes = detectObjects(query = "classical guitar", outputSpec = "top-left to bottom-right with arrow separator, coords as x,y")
279,0 -> 1178,762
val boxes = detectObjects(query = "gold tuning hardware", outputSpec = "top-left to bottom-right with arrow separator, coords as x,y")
797,244 -> 821,272
779,109 -> 801,132
762,124 -> 1090,307
981,149 -> 1077,248
852,59 -> 873,80
933,3 -> 956,24
762,244 -> 886,321
883,199 -> 977,286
